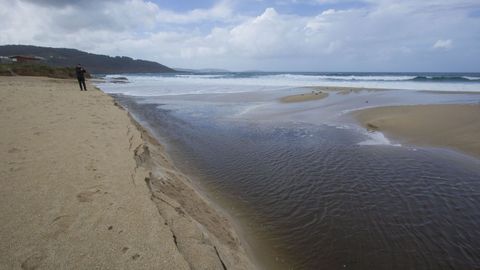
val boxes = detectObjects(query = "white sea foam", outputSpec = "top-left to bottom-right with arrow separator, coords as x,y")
175,74 -> 227,79
358,131 -> 402,147
322,123 -> 401,146
263,74 -> 417,81
96,73 -> 480,97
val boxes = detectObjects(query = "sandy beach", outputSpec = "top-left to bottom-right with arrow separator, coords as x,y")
353,104 -> 480,158
0,76 -> 254,269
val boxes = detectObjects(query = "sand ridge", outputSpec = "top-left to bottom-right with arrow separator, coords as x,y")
0,76 -> 254,270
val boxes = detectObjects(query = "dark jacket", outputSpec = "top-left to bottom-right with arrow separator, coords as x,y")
75,66 -> 86,79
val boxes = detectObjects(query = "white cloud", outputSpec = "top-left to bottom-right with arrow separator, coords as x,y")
0,0 -> 479,71
433,39 -> 453,50
228,8 -> 307,57
155,1 -> 237,24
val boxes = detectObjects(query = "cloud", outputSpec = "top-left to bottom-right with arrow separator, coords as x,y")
155,1 -> 237,24
0,0 -> 479,71
20,0 -> 112,7
433,39 -> 453,50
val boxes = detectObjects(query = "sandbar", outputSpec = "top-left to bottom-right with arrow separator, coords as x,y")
280,90 -> 329,103
353,104 -> 480,158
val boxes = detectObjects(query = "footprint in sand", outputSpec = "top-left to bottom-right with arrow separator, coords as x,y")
50,215 -> 75,238
94,173 -> 105,180
84,162 -> 97,172
21,252 -> 47,270
9,166 -> 24,172
8,147 -> 20,154
76,186 -> 103,202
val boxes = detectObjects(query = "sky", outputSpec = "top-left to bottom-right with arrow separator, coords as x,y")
0,0 -> 479,72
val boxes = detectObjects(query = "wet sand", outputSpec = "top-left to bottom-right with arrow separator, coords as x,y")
280,90 -> 329,103
279,86 -> 379,103
0,76 -> 254,269
353,104 -> 480,158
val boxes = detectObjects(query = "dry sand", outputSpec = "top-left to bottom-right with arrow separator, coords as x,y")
353,104 -> 480,158
0,76 -> 255,269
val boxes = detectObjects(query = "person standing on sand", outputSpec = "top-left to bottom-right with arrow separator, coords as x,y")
75,64 -> 87,91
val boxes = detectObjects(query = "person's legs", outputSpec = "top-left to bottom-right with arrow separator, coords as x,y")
81,79 -> 87,91
77,79 -> 83,90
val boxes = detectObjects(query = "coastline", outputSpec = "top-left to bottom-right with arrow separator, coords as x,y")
122,104 -> 257,270
352,104 -> 480,158
0,76 -> 255,269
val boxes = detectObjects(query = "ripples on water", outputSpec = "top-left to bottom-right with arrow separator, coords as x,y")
116,95 -> 480,270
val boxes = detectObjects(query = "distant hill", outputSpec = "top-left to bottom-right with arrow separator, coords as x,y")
0,45 -> 176,74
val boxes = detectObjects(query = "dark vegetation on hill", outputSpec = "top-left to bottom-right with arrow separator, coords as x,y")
0,63 -> 85,79
0,45 -> 176,74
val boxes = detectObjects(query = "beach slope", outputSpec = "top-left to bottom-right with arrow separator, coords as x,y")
0,76 -> 253,269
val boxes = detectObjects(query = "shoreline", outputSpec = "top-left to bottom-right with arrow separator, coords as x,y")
107,93 -> 289,270
120,102 -> 258,270
0,76 -> 255,269
352,104 -> 480,159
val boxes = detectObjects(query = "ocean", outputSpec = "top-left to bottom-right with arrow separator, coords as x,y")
98,71 -> 480,96
96,72 -> 480,269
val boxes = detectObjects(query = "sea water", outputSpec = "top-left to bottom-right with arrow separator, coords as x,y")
99,71 -> 480,96
97,72 -> 480,269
